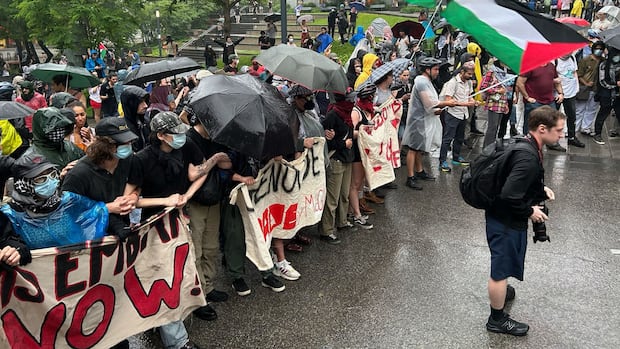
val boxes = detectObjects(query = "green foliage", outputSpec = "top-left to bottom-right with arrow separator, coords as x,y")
401,5 -> 424,14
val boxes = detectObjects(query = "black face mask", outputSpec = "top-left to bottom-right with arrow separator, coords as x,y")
304,100 -> 315,110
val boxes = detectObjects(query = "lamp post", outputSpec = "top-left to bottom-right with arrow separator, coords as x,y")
156,9 -> 162,57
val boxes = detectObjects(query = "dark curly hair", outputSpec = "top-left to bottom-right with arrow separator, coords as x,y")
86,136 -> 116,165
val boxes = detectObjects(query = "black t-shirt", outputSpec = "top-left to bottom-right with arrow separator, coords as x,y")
350,12 -> 357,23
62,156 -> 132,203
186,128 -> 229,159
128,140 -> 204,219
259,36 -> 271,50
100,82 -> 118,116
61,155 -> 133,236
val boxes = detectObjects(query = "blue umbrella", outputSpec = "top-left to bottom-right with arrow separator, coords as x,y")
350,2 -> 367,11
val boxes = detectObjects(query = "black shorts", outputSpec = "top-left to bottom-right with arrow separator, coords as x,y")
485,213 -> 527,281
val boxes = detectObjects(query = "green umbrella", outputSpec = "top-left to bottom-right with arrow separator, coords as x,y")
255,44 -> 348,93
30,63 -> 100,90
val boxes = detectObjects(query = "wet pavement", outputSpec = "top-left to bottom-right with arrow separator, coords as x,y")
133,118 -> 620,349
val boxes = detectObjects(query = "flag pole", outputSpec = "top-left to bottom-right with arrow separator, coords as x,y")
467,76 -> 517,99
440,76 -> 517,109
414,2 -> 442,52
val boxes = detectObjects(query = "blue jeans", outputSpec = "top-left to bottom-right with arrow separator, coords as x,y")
159,320 -> 189,349
439,112 -> 466,162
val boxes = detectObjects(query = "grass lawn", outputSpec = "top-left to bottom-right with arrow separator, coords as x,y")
314,12 -> 416,28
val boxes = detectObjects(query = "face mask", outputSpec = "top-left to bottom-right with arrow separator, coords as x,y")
45,128 -> 67,143
593,49 -> 603,56
613,56 -> 620,63
304,99 -> 315,110
167,133 -> 187,149
289,38 -> 295,43
21,89 -> 34,101
115,144 -> 133,159
34,177 -> 59,198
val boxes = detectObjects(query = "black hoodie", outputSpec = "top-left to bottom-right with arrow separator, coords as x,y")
120,85 -> 150,151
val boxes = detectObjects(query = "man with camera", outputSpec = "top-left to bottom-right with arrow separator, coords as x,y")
485,105 -> 564,336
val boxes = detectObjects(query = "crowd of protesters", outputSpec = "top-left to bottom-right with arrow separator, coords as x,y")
1,3 -> 619,348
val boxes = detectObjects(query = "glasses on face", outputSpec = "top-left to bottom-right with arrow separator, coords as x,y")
32,170 -> 59,185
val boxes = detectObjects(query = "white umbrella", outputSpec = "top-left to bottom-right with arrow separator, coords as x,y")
297,14 -> 313,24
369,18 -> 390,37
599,5 -> 620,27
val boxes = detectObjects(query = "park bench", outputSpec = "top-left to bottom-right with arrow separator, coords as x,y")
370,4 -> 386,11
300,6 -> 312,12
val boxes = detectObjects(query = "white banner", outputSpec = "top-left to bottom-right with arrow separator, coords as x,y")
358,97 -> 403,190
230,139 -> 326,271
0,209 -> 205,349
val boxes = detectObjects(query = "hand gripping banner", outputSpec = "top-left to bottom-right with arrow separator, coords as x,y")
230,138 -> 327,271
0,208 -> 205,348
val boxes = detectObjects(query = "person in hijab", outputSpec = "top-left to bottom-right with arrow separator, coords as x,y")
346,58 -> 362,89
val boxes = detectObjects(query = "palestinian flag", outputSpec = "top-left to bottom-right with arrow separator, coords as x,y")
443,0 -> 588,74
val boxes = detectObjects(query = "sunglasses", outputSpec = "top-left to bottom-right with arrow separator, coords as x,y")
32,170 -> 59,185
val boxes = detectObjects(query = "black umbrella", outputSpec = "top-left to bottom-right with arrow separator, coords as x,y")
189,74 -> 296,159
0,101 -> 35,120
124,57 -> 201,86
600,26 -> 620,50
264,13 -> 281,22
392,20 -> 425,40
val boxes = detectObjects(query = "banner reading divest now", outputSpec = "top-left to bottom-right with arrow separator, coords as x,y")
231,138 -> 326,271
0,209 -> 205,349
358,97 -> 403,190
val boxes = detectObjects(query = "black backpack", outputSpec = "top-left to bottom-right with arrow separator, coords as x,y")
459,137 -> 536,210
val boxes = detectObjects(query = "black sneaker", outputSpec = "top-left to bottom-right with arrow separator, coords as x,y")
232,278 -> 251,296
261,274 -> 286,292
546,143 -> 566,152
193,304 -> 217,321
415,170 -> 436,181
405,176 -> 422,190
506,284 -> 515,302
382,182 -> 398,189
593,135 -> 605,145
610,130 -> 619,138
568,137 -> 585,148
206,289 -> 229,302
486,314 -> 529,336
319,234 -> 342,245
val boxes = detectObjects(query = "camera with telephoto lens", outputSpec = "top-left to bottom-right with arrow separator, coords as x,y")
532,204 -> 550,243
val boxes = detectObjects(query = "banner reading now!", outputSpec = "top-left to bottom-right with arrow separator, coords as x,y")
0,209 -> 205,349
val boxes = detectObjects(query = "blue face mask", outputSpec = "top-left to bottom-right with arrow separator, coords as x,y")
34,177 -> 59,198
115,144 -> 133,159
168,134 -> 187,149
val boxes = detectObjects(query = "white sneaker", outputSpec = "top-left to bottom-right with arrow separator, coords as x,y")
273,260 -> 300,281
354,216 -> 374,230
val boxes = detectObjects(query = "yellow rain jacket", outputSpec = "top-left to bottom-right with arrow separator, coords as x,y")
354,53 -> 379,90
0,121 -> 23,156
467,43 -> 483,101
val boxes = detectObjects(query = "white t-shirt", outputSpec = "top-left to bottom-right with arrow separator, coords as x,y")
555,56 -> 578,99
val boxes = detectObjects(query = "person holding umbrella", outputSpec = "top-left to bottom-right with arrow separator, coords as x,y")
266,20 -> 277,47
50,74 -> 88,107
214,36 -> 244,65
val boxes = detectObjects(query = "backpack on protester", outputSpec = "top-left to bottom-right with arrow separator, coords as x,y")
459,137 -> 537,210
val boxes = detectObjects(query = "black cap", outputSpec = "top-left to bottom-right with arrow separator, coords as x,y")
95,117 -> 138,144
14,152 -> 57,179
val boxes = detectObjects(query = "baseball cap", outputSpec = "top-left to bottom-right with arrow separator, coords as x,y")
13,152 -> 57,179
228,54 -> 239,60
95,117 -> 138,144
150,111 -> 190,134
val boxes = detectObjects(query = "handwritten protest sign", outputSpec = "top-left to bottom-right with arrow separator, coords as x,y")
358,98 -> 403,190
230,138 -> 326,271
0,209 -> 205,349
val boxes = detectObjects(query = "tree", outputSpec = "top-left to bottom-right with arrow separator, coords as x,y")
14,0 -> 143,51
212,0 -> 241,37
